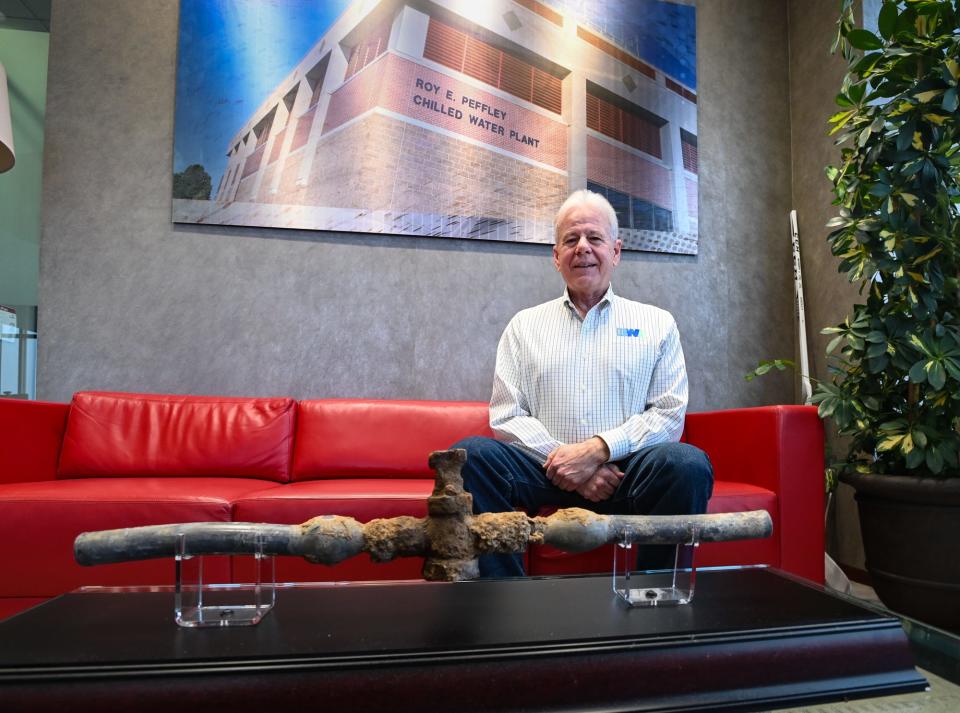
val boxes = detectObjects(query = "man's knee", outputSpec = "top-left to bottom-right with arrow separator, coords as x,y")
632,443 -> 713,500
449,436 -> 505,472
448,435 -> 508,481
643,442 -> 714,500
450,435 -> 497,454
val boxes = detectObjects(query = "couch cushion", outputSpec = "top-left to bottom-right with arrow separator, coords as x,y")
0,477 -> 274,597
292,399 -> 492,480
0,399 -> 69,485
232,479 -> 437,582
527,480 -> 779,576
58,392 -> 296,482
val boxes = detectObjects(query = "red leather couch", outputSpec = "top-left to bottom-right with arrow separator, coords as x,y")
0,392 -> 824,621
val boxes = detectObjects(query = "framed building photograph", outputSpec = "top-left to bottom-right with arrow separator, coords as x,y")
172,0 -> 698,254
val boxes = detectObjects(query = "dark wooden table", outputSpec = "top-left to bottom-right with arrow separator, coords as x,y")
0,568 -> 927,712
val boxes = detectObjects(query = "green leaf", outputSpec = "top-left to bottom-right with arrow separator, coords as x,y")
926,448 -> 944,474
929,361 -> 947,390
818,398 -> 838,419
946,59 -> 960,81
852,52 -> 883,76
745,359 -> 796,382
915,245 -> 942,264
896,119 -> 916,151
901,160 -> 923,177
906,448 -> 925,469
878,419 -> 907,432
846,29 -> 883,51
909,360 -> 928,382
901,433 -> 914,454
913,430 -> 928,448
944,358 -> 960,381
943,87 -> 958,113
916,89 -> 945,103
895,6 -> 916,38
829,110 -> 855,124
877,434 -> 905,452
851,313 -> 870,329
877,2 -> 898,39
849,82 -> 867,105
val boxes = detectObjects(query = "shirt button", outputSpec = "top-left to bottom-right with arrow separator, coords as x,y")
580,384 -> 586,392
579,418 -> 587,425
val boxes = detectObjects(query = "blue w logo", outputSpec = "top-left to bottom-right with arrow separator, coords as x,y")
617,328 -> 641,337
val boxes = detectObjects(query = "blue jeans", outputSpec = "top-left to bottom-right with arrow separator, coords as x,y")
451,436 -> 714,578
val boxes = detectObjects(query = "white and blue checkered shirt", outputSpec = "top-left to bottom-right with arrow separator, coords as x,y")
490,285 -> 687,463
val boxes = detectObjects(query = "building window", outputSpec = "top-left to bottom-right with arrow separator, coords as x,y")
666,77 -> 697,104
577,26 -> 655,80
289,106 -> 316,152
344,19 -> 391,81
242,146 -> 264,179
681,129 -> 698,174
306,54 -> 330,108
423,18 -> 562,114
255,118 -> 273,148
586,88 -> 663,159
588,181 -> 673,233
268,129 -> 286,165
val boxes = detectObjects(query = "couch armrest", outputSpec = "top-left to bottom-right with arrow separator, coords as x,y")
683,405 -> 824,582
0,399 -> 69,485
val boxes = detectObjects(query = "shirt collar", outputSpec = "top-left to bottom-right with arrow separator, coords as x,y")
562,284 -> 616,314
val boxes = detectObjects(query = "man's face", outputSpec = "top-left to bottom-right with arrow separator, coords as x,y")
553,203 -> 622,297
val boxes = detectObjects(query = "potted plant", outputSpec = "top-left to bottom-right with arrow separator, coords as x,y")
813,0 -> 960,628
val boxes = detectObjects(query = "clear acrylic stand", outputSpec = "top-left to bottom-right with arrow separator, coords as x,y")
174,531 -> 276,627
612,528 -> 700,607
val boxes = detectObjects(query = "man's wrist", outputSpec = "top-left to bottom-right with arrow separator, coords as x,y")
590,436 -> 610,463
595,429 -> 629,462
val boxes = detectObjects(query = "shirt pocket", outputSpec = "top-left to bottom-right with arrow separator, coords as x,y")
605,335 -> 658,410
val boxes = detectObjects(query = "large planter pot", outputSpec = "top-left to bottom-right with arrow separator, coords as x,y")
841,472 -> 960,630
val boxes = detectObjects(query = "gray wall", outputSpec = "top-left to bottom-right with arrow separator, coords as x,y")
38,0 -> 795,412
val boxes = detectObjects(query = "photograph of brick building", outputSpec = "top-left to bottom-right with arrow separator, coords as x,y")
172,0 -> 698,254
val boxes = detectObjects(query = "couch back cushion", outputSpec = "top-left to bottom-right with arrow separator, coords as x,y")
293,399 -> 492,480
57,392 -> 296,482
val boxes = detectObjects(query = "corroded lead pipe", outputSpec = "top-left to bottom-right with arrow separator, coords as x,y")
74,517 -> 368,567
74,509 -> 770,566
534,509 -> 773,552
74,449 -> 773,581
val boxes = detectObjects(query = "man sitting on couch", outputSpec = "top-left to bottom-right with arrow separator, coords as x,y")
453,189 -> 714,577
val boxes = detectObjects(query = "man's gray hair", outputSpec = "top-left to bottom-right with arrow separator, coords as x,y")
554,189 -> 619,243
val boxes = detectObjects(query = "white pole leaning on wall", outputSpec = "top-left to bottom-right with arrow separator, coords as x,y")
790,210 -> 813,404
793,210 -> 849,591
